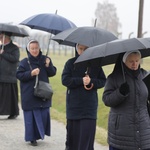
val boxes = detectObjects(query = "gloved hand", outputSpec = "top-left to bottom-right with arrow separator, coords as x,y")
119,82 -> 129,95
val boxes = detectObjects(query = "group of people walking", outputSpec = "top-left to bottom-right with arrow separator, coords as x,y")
0,31 -> 150,150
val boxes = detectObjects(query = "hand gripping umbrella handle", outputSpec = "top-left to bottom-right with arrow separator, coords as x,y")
84,83 -> 94,90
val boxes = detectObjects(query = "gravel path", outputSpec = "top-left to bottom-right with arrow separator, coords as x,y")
0,106 -> 108,150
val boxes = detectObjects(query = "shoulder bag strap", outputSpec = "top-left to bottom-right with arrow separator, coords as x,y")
27,58 -> 32,70
27,58 -> 39,88
34,75 -> 39,88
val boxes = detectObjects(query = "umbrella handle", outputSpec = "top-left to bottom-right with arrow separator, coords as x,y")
1,34 -> 5,50
46,33 -> 53,56
121,61 -> 126,82
84,83 -> 94,90
84,72 -> 93,90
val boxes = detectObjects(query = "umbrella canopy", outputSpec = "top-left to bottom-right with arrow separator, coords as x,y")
20,13 -> 76,35
0,23 -> 29,37
51,26 -> 117,47
75,37 -> 150,66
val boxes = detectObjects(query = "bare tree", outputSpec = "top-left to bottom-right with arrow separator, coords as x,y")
94,0 -> 121,36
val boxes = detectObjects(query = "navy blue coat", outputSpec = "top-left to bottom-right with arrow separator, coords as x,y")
16,52 -> 57,111
62,56 -> 106,120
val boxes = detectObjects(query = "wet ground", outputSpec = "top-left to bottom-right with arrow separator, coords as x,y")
0,105 -> 108,150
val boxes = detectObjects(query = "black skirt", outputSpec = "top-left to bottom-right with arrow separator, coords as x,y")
66,119 -> 96,150
0,82 -> 19,115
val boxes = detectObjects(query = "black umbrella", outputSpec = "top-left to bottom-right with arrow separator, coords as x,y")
0,23 -> 29,37
52,26 -> 117,90
75,37 -> 150,66
51,26 -> 117,47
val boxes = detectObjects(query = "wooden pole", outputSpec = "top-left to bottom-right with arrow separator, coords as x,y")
94,18 -> 97,27
137,0 -> 144,38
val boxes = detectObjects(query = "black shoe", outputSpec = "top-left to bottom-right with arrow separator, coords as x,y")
8,115 -> 18,119
30,140 -> 37,146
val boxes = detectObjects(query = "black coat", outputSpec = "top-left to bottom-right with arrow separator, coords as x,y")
62,56 -> 106,120
0,41 -> 19,83
103,66 -> 150,150
16,52 -> 57,110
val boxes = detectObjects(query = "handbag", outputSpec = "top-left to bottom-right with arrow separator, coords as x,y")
34,75 -> 53,101
27,58 -> 53,101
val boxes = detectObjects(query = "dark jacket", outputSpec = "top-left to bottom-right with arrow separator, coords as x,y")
103,65 -> 150,150
62,56 -> 106,120
0,41 -> 20,83
16,52 -> 57,111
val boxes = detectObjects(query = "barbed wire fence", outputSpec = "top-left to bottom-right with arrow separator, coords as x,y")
14,32 -> 75,57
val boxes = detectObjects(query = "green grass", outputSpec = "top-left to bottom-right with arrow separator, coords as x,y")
19,50 -> 150,146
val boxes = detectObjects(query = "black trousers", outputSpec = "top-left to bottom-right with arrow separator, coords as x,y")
66,119 -> 96,150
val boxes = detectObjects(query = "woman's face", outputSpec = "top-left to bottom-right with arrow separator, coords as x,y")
77,44 -> 88,55
29,42 -> 40,57
125,53 -> 141,70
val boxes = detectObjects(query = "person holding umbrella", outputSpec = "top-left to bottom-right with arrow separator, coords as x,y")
0,31 -> 20,119
62,43 -> 106,150
16,39 -> 57,146
102,50 -> 150,150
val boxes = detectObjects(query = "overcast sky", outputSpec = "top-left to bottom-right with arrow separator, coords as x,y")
1,0 -> 150,38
